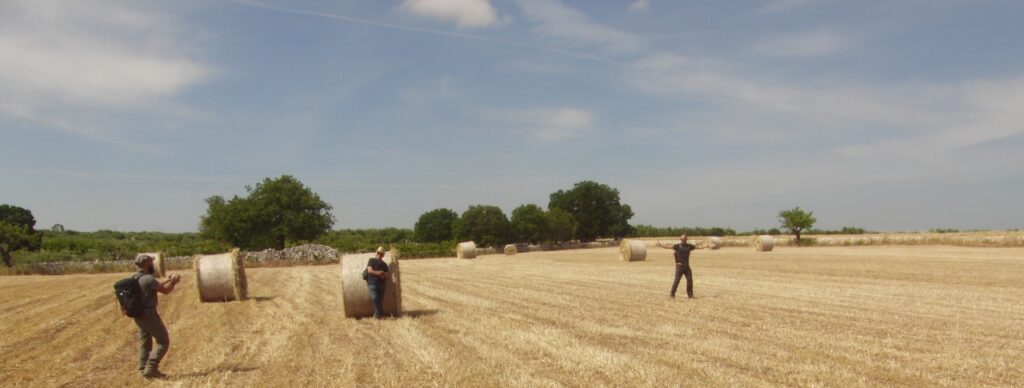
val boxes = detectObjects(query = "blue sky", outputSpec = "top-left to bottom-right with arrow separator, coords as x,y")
1,0 -> 1022,232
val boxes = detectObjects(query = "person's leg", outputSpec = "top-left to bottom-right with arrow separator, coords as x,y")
369,284 -> 385,319
135,310 -> 170,377
670,265 -> 684,298
684,267 -> 694,298
135,322 -> 152,373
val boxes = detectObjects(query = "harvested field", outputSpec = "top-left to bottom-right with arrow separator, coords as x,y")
1,246 -> 1022,386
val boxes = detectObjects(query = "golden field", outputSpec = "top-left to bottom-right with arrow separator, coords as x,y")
1,245 -> 1022,387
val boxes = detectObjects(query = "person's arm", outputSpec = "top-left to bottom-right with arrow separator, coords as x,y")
367,261 -> 390,277
155,274 -> 181,294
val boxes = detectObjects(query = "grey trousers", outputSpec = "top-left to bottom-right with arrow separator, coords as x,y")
134,308 -> 169,370
671,265 -> 694,298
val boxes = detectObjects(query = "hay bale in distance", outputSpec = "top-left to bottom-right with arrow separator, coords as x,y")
754,235 -> 775,252
503,244 -> 517,255
194,249 -> 248,302
706,237 -> 722,250
141,251 -> 166,278
340,250 -> 402,318
457,241 -> 477,259
619,239 -> 647,262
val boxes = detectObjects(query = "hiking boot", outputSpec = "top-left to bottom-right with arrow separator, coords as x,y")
142,365 -> 167,379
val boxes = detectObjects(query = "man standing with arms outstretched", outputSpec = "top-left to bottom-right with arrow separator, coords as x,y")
656,235 -> 706,299
131,254 -> 182,378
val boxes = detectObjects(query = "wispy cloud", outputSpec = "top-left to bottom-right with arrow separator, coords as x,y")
399,0 -> 500,28
0,0 -> 210,146
628,53 -> 1024,159
762,0 -> 826,13
484,107 -> 596,142
517,0 -> 646,53
628,0 -> 650,13
754,31 -> 850,57
232,0 -> 618,64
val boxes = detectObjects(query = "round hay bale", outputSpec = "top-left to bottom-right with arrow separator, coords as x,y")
503,244 -> 517,255
140,252 -> 166,278
706,237 -> 722,250
619,239 -> 647,262
339,250 -> 401,318
753,235 -> 775,252
193,249 -> 248,303
456,241 -> 477,259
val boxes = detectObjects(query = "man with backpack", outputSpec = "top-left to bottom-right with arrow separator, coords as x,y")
128,254 -> 181,378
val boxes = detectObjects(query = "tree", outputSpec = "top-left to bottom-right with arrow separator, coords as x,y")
454,205 -> 511,247
510,204 -> 549,244
414,208 -> 458,243
0,205 -> 42,267
778,207 -> 816,243
548,181 -> 634,241
200,175 -> 335,250
545,208 -> 577,243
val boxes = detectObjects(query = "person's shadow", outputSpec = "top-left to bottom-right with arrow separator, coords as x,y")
248,296 -> 276,302
170,365 -> 260,380
402,309 -> 440,318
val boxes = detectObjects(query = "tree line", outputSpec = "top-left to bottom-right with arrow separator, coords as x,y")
1,174 -> 866,266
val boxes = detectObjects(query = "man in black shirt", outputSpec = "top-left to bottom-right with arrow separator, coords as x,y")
365,247 -> 391,319
656,235 -> 707,299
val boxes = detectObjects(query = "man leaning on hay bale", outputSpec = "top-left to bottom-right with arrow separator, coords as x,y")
365,247 -> 391,319
131,254 -> 182,379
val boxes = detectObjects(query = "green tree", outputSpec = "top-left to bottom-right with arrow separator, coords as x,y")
545,208 -> 578,243
778,207 -> 817,243
414,208 -> 458,243
454,205 -> 511,247
510,204 -> 549,244
0,205 -> 43,267
548,181 -> 634,241
200,175 -> 335,250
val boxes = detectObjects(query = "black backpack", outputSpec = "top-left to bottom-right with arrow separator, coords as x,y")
114,274 -> 145,318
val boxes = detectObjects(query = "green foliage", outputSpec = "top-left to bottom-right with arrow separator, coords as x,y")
545,208 -> 578,243
630,225 -> 737,237
807,226 -> 869,235
750,228 -> 783,236
414,208 -> 458,243
778,207 -> 817,242
200,175 -> 335,250
929,228 -> 960,234
510,204 -> 549,244
315,228 -> 455,258
548,181 -> 633,241
0,205 -> 43,267
14,230 -> 229,264
455,205 -> 511,247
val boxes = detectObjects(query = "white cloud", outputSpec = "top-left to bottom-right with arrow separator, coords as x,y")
0,1 -> 210,143
517,0 -> 645,53
400,0 -> 499,28
628,0 -> 650,12
629,53 -> 1024,160
485,107 -> 596,142
754,31 -> 849,57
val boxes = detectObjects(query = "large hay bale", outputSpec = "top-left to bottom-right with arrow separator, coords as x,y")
503,244 -> 517,255
706,237 -> 722,250
619,239 -> 647,262
754,235 -> 775,252
340,250 -> 402,318
457,241 -> 477,259
194,249 -> 248,302
140,251 -> 166,278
